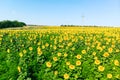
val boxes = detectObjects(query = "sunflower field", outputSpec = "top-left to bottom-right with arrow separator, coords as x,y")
0,27 -> 120,80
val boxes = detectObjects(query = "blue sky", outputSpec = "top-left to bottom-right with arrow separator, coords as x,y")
0,0 -> 120,26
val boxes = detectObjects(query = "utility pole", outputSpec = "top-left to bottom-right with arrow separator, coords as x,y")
81,13 -> 85,32
81,15 -> 85,26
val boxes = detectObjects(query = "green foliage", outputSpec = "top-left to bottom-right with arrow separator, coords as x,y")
0,20 -> 26,29
0,28 -> 120,80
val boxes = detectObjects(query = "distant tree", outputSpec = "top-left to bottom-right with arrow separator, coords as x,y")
0,20 -> 26,29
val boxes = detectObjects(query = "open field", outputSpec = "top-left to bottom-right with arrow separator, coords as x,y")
0,27 -> 120,80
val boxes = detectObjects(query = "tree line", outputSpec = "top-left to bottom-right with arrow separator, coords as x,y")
0,20 -> 26,29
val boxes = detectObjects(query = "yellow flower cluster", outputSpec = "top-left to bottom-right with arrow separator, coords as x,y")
37,47 -> 42,55
46,62 -> 52,68
0,27 -> 120,79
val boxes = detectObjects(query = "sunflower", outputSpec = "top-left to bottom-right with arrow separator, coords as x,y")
111,45 -> 115,48
82,50 -> 86,54
76,60 -> 81,66
45,43 -> 49,47
23,49 -> 27,54
94,59 -> 100,65
64,53 -> 68,57
37,42 -> 41,45
116,49 -> 119,52
54,71 -> 58,75
29,47 -> 33,51
7,49 -> 10,53
102,46 -> 106,49
64,36 -> 68,41
66,61 -> 70,65
114,60 -> 119,66
42,45 -> 45,49
19,52 -> 23,57
57,52 -> 61,57
107,73 -> 112,79
108,47 -> 113,53
94,56 -> 98,60
92,52 -> 96,56
37,51 -> 42,55
53,57 -> 58,61
53,45 -> 57,50
0,37 -> 2,41
17,66 -> 21,73
46,62 -> 52,68
72,47 -> 75,51
68,42 -> 72,47
76,54 -> 82,59
98,65 -> 105,72
69,65 -> 75,70
64,73 -> 69,79
103,52 -> 109,57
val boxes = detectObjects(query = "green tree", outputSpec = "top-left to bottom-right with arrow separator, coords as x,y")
0,20 -> 26,29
